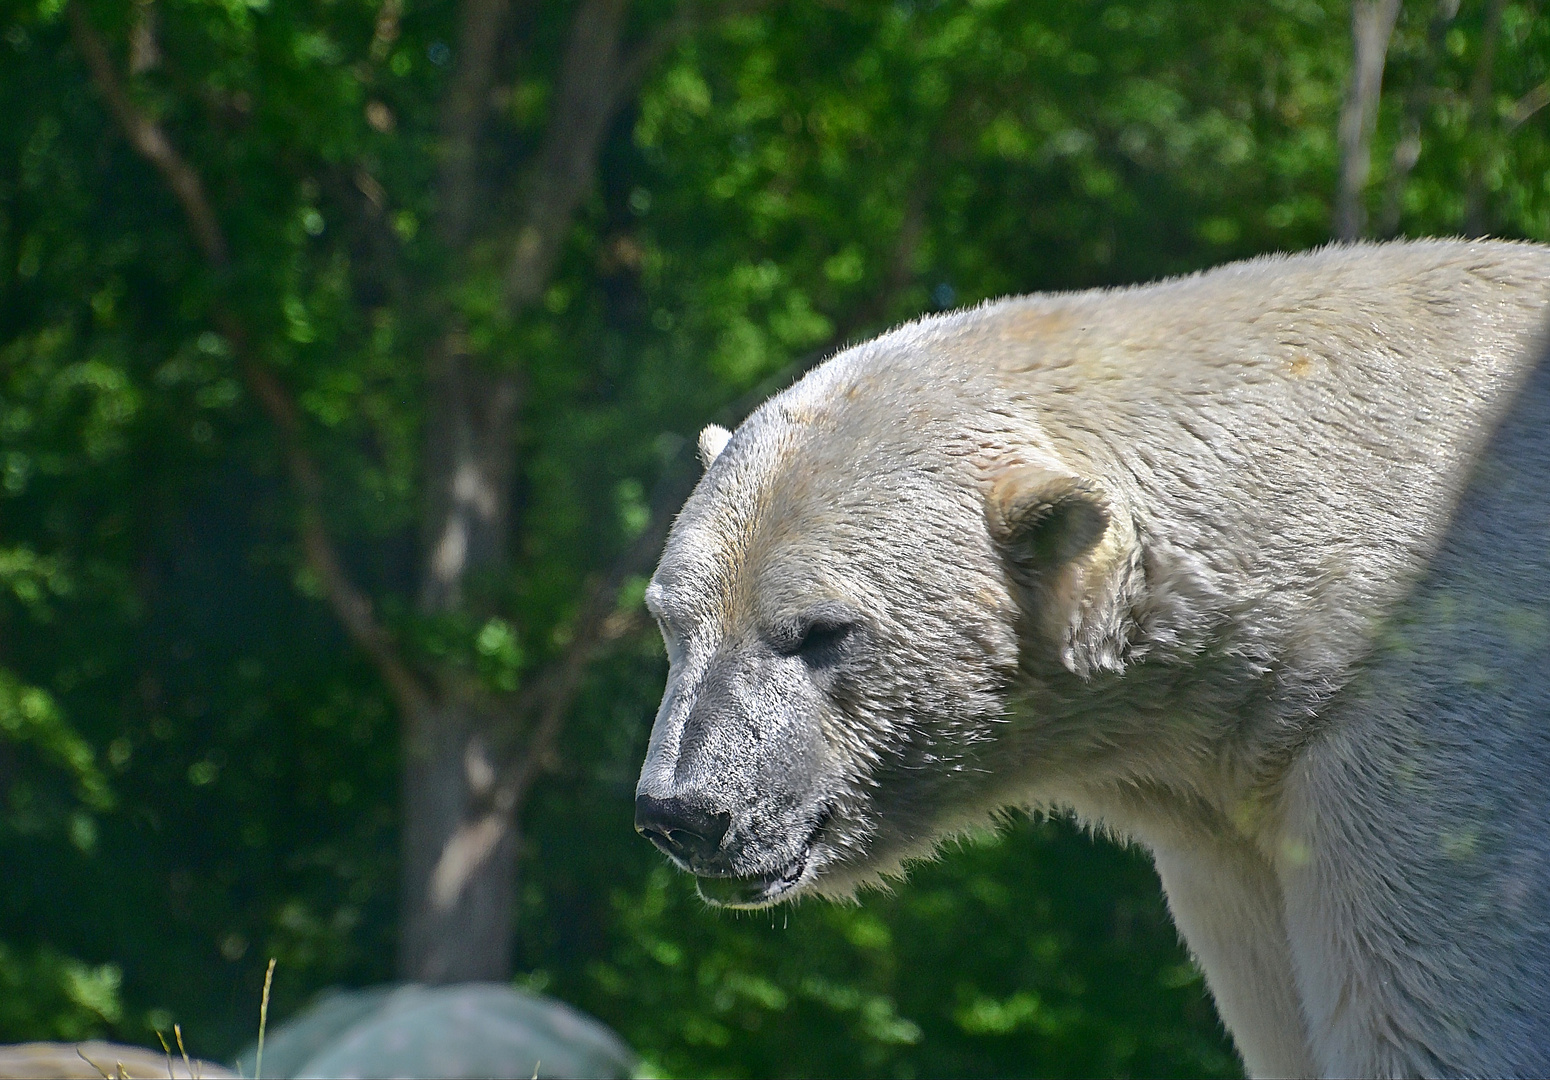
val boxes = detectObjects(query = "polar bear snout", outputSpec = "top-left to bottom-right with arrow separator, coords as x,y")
634,662 -> 842,905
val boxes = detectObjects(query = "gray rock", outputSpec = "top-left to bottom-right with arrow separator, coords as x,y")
232,984 -> 636,1079
0,1040 -> 234,1079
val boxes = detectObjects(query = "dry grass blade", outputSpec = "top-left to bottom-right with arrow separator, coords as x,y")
155,1031 -> 175,1080
256,958 -> 276,1080
173,1026 -> 196,1080
75,1045 -> 112,1080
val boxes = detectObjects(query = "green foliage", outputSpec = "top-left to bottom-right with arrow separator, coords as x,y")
2,0 -> 1549,1074
0,943 -> 123,1041
0,669 -> 110,814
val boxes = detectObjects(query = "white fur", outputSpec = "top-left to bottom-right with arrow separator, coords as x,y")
640,240 -> 1550,1077
697,423 -> 732,468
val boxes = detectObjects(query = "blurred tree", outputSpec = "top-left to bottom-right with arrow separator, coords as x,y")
1,0 -> 1549,1073
60,0 -> 741,987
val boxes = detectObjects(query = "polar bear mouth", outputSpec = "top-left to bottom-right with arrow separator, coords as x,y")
694,855 -> 809,909
692,807 -> 833,908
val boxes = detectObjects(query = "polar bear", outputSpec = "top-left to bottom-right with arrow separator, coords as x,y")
633,239 -> 1550,1077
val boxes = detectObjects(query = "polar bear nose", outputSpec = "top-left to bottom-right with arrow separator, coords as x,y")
635,794 -> 732,866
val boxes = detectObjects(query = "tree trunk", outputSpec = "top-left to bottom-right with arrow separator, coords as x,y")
399,695 -> 519,982
399,331 -> 522,983
394,0 -> 681,985
69,0 -> 669,992
419,335 -> 520,614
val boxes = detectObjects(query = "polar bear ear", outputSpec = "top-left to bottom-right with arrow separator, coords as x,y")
697,424 -> 733,469
987,465 -> 1137,677
986,466 -> 1111,582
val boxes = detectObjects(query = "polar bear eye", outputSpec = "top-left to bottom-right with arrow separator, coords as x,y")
645,596 -> 685,663
653,615 -> 686,662
769,600 -> 863,665
772,610 -> 860,667
793,620 -> 854,663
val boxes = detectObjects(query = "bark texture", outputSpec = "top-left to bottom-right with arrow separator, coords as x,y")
401,334 -> 522,980
400,699 -> 521,981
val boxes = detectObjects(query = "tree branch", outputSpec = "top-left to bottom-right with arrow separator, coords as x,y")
1462,0 -> 1507,237
242,359 -> 432,721
438,0 -> 530,251
612,0 -> 769,98
1376,0 -> 1460,237
1508,79 -> 1550,130
68,0 -> 430,723
612,6 -> 694,97
502,0 -> 632,309
1335,0 -> 1402,241
66,2 -> 226,265
501,0 -> 771,312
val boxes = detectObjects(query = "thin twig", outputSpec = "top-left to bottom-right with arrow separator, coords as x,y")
66,3 -> 226,265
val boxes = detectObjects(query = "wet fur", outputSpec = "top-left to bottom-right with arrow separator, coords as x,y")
637,240 -> 1550,1077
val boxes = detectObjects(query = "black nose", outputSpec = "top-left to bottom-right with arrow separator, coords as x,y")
635,794 -> 732,866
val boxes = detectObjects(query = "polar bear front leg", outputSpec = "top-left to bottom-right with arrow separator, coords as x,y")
1149,831 -> 1316,1078
1275,728 -> 1467,1079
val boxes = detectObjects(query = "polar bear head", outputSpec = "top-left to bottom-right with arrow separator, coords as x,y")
634,325 -> 1146,907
